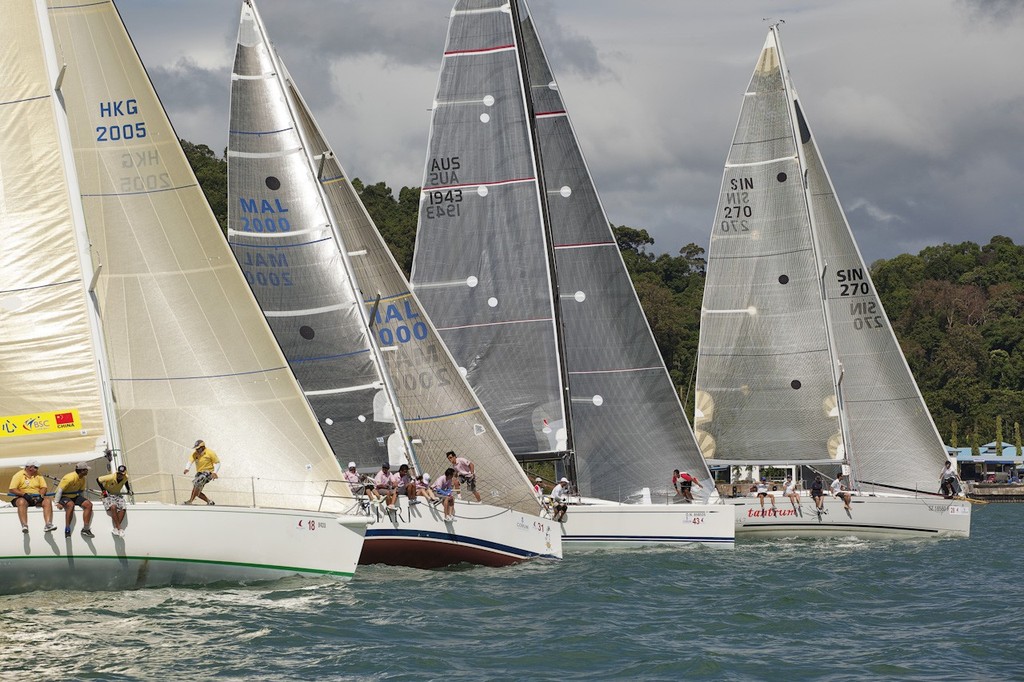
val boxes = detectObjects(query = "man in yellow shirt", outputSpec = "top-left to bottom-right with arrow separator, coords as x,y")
55,462 -> 95,538
183,439 -> 220,505
97,464 -> 133,536
8,460 -> 57,534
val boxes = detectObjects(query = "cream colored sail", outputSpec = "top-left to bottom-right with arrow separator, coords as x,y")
0,0 -> 108,467
43,0 -> 352,511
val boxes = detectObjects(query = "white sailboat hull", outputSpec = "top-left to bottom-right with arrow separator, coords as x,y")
360,497 -> 561,567
557,500 -> 735,549
727,494 -> 972,539
0,503 -> 368,594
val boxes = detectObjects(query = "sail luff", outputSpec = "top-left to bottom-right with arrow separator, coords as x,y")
38,0 -> 122,463
770,25 -> 850,465
508,0 -> 575,465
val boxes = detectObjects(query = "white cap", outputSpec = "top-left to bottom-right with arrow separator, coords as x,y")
26,459 -> 40,468
560,477 -> 569,483
423,473 -> 431,482
347,462 -> 357,469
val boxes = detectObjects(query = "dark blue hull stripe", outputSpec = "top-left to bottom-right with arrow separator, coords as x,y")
364,528 -> 553,559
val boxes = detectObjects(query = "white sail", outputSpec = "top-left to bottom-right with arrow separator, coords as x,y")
1,0 -> 367,592
227,1 -> 545,518
412,0 -> 717,501
698,26 -> 958,493
0,0 -> 108,467
44,0 -> 354,512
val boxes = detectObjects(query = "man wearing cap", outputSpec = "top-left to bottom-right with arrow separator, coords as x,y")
183,439 -> 220,505
395,464 -> 418,506
55,462 -> 95,538
98,465 -> 133,536
755,477 -> 776,514
532,477 -> 543,499
344,461 -> 380,505
374,463 -> 397,510
8,460 -> 57,534
549,477 -> 571,523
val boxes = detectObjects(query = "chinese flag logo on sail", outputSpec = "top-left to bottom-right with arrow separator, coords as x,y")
54,412 -> 76,429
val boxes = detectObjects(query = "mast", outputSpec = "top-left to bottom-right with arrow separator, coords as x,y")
772,24 -> 852,476
36,0 -> 123,467
245,1 -> 418,472
509,0 -> 577,477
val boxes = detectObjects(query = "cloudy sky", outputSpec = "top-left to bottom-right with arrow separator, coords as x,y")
119,0 -> 1024,265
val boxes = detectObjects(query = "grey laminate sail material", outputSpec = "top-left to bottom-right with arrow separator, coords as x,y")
24,0 -> 354,511
412,0 -> 714,501
228,1 -> 541,515
696,26 -> 948,490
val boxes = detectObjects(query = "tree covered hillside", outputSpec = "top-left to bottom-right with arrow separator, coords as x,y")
185,141 -> 1024,446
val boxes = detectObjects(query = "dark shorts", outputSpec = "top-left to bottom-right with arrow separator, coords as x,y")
811,490 -> 823,499
458,474 -> 476,492
12,494 -> 44,508
681,481 -> 693,490
757,492 -> 769,498
59,495 -> 89,508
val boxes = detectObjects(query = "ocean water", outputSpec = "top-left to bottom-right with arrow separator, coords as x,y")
2,503 -> 1019,681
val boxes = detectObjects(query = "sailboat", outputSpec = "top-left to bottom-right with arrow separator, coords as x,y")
694,24 -> 972,538
0,0 -> 367,594
410,0 -> 733,548
226,0 -> 559,567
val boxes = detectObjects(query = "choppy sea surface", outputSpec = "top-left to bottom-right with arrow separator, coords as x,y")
1,503 -> 1020,681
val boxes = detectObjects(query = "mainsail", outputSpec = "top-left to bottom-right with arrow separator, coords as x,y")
227,1 -> 541,515
696,25 -> 947,490
412,0 -> 714,500
39,0 -> 352,511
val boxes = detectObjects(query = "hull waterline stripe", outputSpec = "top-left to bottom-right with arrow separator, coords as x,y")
0,553 -> 355,577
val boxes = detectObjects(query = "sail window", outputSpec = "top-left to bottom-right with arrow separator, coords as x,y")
778,275 -> 789,285
299,325 -> 315,340
480,113 -> 490,123
483,95 -> 495,106
559,185 -> 572,198
487,297 -> 498,307
466,276 -> 479,288
776,172 -> 787,183
477,186 -> 488,197
791,380 -> 802,390
265,176 -> 281,190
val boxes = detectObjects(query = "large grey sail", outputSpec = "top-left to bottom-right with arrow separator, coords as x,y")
410,0 -> 567,458
518,9 -> 713,498
229,4 -> 394,469
229,2 -> 541,514
696,31 -> 841,465
800,100 -> 946,491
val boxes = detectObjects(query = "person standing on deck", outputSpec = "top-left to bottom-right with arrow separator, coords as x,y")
183,439 -> 220,505
939,461 -> 962,498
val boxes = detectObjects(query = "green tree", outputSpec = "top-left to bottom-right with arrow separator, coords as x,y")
180,140 -> 227,232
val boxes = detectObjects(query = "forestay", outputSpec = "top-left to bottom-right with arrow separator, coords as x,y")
44,0 -> 352,512
228,2 -> 541,515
